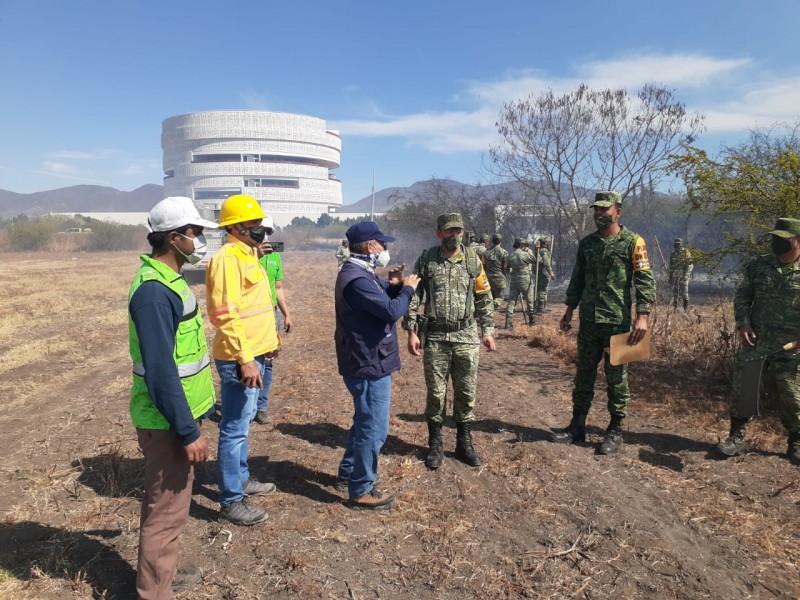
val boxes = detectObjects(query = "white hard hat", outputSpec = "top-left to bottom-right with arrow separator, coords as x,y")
148,196 -> 218,232
262,215 -> 275,230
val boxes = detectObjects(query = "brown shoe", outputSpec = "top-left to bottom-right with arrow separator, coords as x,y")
347,488 -> 395,511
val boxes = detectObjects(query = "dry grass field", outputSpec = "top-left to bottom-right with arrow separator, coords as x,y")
0,250 -> 798,599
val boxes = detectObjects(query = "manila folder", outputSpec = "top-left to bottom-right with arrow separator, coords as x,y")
609,329 -> 652,366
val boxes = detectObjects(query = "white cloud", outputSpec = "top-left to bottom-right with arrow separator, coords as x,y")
32,169 -> 111,185
580,54 -> 751,89
48,150 -> 107,160
334,52 -> 795,152
42,161 -> 74,174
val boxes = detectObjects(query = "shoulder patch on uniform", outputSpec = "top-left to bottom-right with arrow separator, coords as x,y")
475,267 -> 491,294
632,236 -> 651,272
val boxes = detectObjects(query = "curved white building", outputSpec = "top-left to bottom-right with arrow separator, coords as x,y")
161,110 -> 342,227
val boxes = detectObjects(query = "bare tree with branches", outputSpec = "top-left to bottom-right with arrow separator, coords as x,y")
490,83 -> 705,241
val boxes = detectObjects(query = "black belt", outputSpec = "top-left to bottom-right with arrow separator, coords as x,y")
427,317 -> 475,333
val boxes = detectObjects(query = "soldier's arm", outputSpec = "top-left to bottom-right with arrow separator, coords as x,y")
564,241 -> 586,309
402,253 -> 426,331
631,236 -> 656,314
733,260 -> 756,329
473,264 -> 496,337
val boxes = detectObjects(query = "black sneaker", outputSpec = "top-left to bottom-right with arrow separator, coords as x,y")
253,410 -> 271,425
219,500 -> 268,526
242,479 -> 277,496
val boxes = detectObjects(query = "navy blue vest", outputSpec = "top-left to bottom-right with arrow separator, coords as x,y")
334,261 -> 402,379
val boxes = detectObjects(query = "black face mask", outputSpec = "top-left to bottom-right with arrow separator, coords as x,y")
239,225 -> 266,244
771,236 -> 793,255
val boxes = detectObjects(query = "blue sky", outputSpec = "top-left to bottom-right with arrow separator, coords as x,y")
1,1 -> 798,205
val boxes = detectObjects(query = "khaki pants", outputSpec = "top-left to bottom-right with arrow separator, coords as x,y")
136,428 -> 193,600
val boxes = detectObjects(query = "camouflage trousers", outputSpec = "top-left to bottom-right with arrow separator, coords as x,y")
732,351 -> 800,432
535,276 -> 550,303
506,280 -> 535,319
671,277 -> 689,307
571,321 -> 631,417
423,340 -> 480,425
488,276 -> 506,309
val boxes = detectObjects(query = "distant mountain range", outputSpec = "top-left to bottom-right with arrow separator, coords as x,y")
0,184 -> 164,218
0,182 -> 431,218
0,178 -> 605,218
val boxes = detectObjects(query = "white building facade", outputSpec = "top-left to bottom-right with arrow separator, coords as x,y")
161,110 -> 342,227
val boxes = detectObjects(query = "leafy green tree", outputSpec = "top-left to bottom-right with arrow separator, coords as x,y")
669,122 -> 800,265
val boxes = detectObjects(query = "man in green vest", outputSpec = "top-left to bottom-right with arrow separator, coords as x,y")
128,196 -> 218,599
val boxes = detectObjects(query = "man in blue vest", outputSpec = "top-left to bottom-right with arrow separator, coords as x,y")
334,221 -> 420,510
128,196 -> 218,599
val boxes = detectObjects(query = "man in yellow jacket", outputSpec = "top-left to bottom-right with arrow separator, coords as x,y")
207,194 -> 281,526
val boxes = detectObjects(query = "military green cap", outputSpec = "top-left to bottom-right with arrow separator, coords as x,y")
590,191 -> 622,208
479,233 -> 490,242
492,233 -> 503,244
513,237 -> 523,245
674,238 -> 683,244
769,218 -> 800,238
437,213 -> 464,230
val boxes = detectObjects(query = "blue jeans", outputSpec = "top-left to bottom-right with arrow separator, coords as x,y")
255,359 -> 273,413
337,375 -> 391,498
216,356 -> 266,507
256,310 -> 279,413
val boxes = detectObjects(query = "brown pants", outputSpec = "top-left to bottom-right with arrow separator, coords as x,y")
136,428 -> 193,600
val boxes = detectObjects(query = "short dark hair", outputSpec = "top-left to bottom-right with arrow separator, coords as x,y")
147,224 -> 191,252
349,240 -> 371,254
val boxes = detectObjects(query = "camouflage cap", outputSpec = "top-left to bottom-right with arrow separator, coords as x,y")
479,233 -> 490,242
513,237 -> 523,246
590,191 -> 623,208
674,238 -> 683,244
437,213 -> 464,230
492,233 -> 503,244
539,237 -> 550,245
769,218 -> 800,238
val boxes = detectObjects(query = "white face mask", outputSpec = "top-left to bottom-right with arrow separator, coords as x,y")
173,232 -> 208,265
375,249 -> 391,268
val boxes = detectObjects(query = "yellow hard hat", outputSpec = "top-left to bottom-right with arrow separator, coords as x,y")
219,194 -> 266,227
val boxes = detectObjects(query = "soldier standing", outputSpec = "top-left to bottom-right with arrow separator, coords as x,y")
535,237 -> 555,314
668,238 -> 693,310
550,191 -> 656,455
716,218 -> 800,465
482,233 -> 509,309
336,239 -> 350,271
505,237 -> 537,328
404,213 -> 496,469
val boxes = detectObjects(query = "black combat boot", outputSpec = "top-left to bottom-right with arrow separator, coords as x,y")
550,411 -> 587,444
534,300 -> 544,315
526,311 -> 537,325
598,415 -> 624,455
426,422 -> 444,469
716,417 -> 748,457
455,422 -> 482,467
786,430 -> 800,466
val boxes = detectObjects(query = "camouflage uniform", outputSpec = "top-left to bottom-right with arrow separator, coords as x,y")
506,246 -> 536,324
668,239 -> 693,309
405,247 -> 495,425
482,241 -> 508,309
336,242 -> 350,271
564,227 -> 656,418
535,243 -> 554,307
731,253 -> 800,432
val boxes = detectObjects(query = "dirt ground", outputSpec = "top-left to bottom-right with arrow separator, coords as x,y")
0,250 -> 798,599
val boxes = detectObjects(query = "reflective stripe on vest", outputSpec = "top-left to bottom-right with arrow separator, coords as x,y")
132,353 -> 210,378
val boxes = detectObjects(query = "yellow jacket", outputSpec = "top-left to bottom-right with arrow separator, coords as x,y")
206,235 -> 279,363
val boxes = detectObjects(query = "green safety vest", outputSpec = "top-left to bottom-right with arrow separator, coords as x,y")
128,255 -> 214,430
